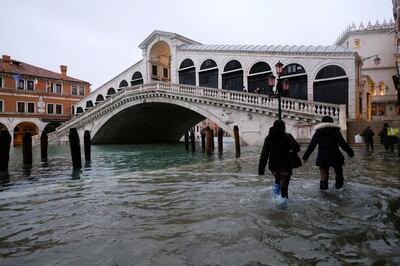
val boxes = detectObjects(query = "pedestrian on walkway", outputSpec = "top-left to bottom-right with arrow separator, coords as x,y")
360,125 -> 375,151
258,120 -> 300,201
302,116 -> 354,190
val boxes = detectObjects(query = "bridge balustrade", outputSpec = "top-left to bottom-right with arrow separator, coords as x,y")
48,82 -> 344,142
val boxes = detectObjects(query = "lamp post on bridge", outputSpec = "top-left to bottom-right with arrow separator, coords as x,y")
268,61 -> 289,120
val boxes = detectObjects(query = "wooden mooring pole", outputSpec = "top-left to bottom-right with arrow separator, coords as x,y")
0,130 -> 11,176
69,128 -> 82,169
84,130 -> 91,162
233,125 -> 240,157
210,129 -> 215,151
190,129 -> 195,152
201,128 -> 205,153
40,131 -> 48,161
184,131 -> 189,151
217,128 -> 224,153
205,126 -> 212,155
22,132 -> 32,165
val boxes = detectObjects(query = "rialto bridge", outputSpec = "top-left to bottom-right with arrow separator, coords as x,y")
49,83 -> 346,145
49,30 -> 359,145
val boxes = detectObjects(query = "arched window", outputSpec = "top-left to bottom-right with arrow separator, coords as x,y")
107,87 -> 116,96
119,80 -> 128,90
222,60 -> 243,91
86,100 -> 94,108
313,65 -> 348,106
179,59 -> 195,85
199,59 -> 218,88
280,63 -> 308,100
76,107 -> 83,114
131,72 -> 143,86
96,94 -> 104,103
247,62 -> 272,93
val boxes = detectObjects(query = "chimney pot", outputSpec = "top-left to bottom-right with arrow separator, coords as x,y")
2,55 -> 11,71
60,65 -> 67,79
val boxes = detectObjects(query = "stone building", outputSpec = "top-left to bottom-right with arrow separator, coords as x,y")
0,55 -> 90,145
75,30 -> 362,123
335,19 -> 399,120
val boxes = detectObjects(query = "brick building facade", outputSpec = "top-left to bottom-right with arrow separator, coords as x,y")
0,55 -> 90,145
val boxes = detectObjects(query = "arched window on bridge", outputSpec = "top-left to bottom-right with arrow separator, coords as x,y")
199,59 -> 218,88
95,94 -> 104,104
313,65 -> 348,106
179,59 -> 195,86
280,63 -> 308,100
76,107 -> 83,115
247,62 -> 272,94
86,100 -> 94,109
222,60 -> 243,91
107,87 -> 116,97
118,80 -> 128,91
131,72 -> 143,86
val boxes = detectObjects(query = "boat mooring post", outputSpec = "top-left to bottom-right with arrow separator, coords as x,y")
200,128 -> 205,153
217,128 -> 223,153
84,130 -> 91,162
23,132 -> 32,165
190,128 -> 195,152
205,126 -> 212,155
0,130 -> 11,177
69,128 -> 82,169
233,125 -> 240,157
40,131 -> 48,161
184,131 -> 189,151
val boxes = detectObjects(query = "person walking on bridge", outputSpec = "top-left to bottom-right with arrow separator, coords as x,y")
258,120 -> 300,202
302,116 -> 354,190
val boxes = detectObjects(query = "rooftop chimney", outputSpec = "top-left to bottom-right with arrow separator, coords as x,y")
60,65 -> 67,79
2,55 -> 11,72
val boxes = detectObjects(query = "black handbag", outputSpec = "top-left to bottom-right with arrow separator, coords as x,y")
289,151 -> 302,169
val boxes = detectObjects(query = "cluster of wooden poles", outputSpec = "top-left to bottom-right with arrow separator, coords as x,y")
0,128 -> 92,179
184,125 -> 241,156
0,124 -> 242,180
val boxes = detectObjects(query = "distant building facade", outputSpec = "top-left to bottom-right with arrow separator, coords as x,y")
75,30 -> 362,123
336,20 -> 400,120
0,55 -> 90,145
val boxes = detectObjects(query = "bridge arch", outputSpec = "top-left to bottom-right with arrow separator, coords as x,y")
96,94 -> 104,103
0,122 -> 7,131
13,121 -> 39,146
131,71 -> 143,86
222,59 -> 243,91
199,59 -> 218,88
149,41 -> 171,82
247,61 -> 272,93
90,97 -> 236,144
313,64 -> 348,106
178,58 -> 195,85
119,80 -> 129,90
107,87 -> 116,96
280,63 -> 308,100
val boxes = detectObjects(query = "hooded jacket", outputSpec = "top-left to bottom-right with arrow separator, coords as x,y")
258,126 -> 300,175
302,122 -> 354,167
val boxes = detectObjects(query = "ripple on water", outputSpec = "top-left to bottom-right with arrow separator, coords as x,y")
0,145 -> 399,265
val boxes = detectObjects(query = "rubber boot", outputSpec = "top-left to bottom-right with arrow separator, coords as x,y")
320,180 -> 328,190
335,177 -> 344,189
272,183 -> 281,198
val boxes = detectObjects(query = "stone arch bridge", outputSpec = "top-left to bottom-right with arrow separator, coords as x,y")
49,83 -> 346,145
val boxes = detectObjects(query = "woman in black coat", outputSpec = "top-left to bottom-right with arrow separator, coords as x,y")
258,120 -> 300,199
302,116 -> 354,190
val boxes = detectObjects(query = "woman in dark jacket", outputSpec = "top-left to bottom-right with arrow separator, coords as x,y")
258,120 -> 300,199
302,116 -> 354,190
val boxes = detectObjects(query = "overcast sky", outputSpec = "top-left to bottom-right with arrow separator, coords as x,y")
1,0 -> 393,90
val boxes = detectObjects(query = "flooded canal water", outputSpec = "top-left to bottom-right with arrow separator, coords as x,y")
0,142 -> 399,265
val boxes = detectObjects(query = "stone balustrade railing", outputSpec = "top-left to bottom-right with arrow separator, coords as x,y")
49,82 -> 345,141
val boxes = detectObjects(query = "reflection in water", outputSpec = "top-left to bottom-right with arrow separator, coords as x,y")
0,143 -> 399,265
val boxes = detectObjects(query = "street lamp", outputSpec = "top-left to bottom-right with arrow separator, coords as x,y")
361,54 -> 381,65
268,61 -> 289,120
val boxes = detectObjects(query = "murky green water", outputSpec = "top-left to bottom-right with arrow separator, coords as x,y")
0,142 -> 399,265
